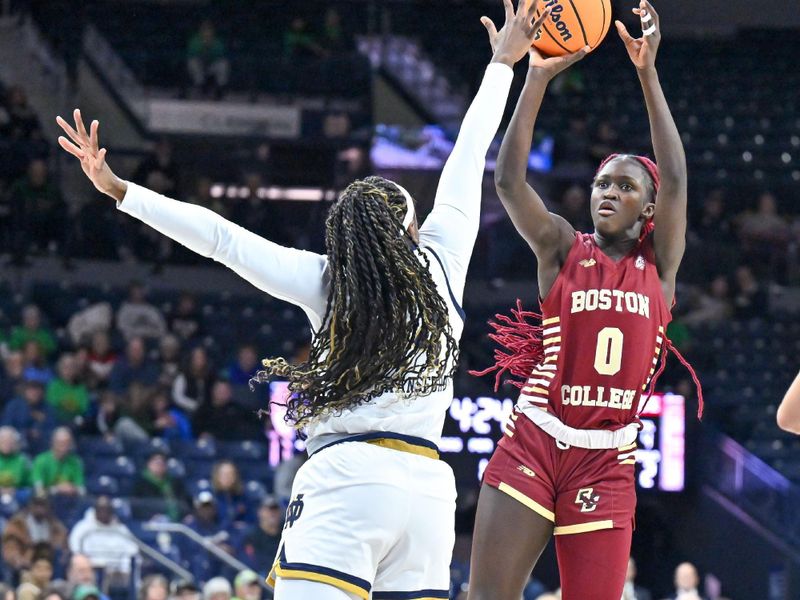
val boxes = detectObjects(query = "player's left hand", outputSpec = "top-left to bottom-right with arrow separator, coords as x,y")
615,0 -> 661,71
529,45 -> 590,79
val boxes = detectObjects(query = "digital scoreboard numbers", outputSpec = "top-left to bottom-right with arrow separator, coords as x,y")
268,383 -> 685,493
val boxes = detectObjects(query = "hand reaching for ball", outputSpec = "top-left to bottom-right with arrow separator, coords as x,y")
481,0 -> 552,67
529,45 -> 590,80
616,0 -> 661,71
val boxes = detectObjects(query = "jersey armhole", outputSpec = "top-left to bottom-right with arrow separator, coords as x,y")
539,233 -> 586,308
423,246 -> 466,321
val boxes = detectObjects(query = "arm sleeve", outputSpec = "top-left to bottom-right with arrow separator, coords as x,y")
419,63 -> 514,301
117,183 -> 329,329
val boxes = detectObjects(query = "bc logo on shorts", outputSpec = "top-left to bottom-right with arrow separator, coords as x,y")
574,487 -> 600,513
285,493 -> 305,529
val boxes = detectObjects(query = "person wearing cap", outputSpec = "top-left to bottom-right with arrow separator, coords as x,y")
72,584 -> 102,600
202,577 -> 232,600
241,497 -> 281,572
232,570 -> 262,600
181,491 -> 237,582
31,427 -> 84,496
1,376 -> 57,450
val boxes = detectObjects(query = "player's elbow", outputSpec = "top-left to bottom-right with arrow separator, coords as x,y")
494,169 -> 522,198
776,405 -> 800,434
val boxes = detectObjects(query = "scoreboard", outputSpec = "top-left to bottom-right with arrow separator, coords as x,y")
267,383 -> 686,493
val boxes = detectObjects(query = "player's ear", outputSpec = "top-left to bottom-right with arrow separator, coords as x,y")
641,202 -> 656,220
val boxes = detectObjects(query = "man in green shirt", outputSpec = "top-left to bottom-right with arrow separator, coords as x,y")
0,426 -> 30,492
32,427 -> 84,496
46,353 -> 90,423
186,19 -> 229,98
7,304 -> 56,357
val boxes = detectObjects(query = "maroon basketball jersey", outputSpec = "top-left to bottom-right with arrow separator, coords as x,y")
519,232 -> 671,430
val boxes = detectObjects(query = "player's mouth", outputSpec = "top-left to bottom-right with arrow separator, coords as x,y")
597,201 -> 616,217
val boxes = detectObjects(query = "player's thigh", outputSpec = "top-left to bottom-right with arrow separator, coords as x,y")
467,484 -> 553,600
555,523 -> 632,600
274,578 -> 361,600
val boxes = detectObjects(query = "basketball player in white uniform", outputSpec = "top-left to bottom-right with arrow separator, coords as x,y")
57,3 -> 553,597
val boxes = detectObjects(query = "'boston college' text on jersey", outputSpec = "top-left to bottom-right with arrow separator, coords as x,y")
518,232 -> 671,430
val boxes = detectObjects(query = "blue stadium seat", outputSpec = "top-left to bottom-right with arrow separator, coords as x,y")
217,440 -> 268,462
86,474 -> 120,496
92,456 -> 137,479
78,436 -> 125,458
172,438 -> 218,460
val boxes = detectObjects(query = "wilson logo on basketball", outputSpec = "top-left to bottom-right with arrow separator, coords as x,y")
544,0 -> 574,43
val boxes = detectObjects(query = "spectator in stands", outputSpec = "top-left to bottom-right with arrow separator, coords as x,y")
150,388 -> 192,441
0,426 -> 30,493
2,496 -> 67,575
42,589 -> 67,600
116,282 -> 167,342
192,380 -> 263,441
691,189 -> 733,243
84,331 -> 117,390
201,578 -> 232,600
79,390 -> 147,445
172,346 -> 214,415
186,20 -> 230,99
21,340 -> 53,386
67,302 -> 113,350
283,17 -> 325,60
1,377 -> 56,451
664,562 -> 707,600
732,265 -> 767,320
45,354 -> 89,424
736,191 -> 790,279
0,584 -> 12,600
31,427 -> 84,496
132,450 -> 188,520
622,557 -> 652,600
68,496 -> 139,582
272,451 -> 305,505
232,570 -> 261,600
139,575 -> 169,600
158,334 -> 182,387
133,139 -> 179,198
589,120 -> 620,164
108,337 -> 159,393
225,344 -> 259,386
210,460 -> 248,525
555,184 -> 592,233
8,160 -> 66,260
682,275 -> 734,326
241,496 -> 281,572
170,580 -> 200,600
321,8 -> 348,54
66,554 -> 107,599
71,585 -> 102,600
17,550 -> 54,599
169,292 -> 203,342
2,86 -> 42,142
0,351 -> 25,408
7,305 -> 56,357
182,491 -> 237,582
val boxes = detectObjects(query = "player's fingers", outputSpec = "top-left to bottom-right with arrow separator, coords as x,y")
642,0 -> 659,27
89,120 -> 99,153
74,108 -> 90,143
56,115 -> 84,148
564,45 -> 591,65
615,20 -> 636,43
526,0 -> 540,24
529,7 -> 551,37
58,136 -> 86,160
502,0 -> 514,23
481,16 -> 498,41
96,148 -> 108,170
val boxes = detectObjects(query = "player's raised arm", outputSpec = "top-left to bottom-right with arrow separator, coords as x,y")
56,110 -> 328,327
494,46 -> 587,263
419,0 -> 552,297
777,371 -> 800,434
617,1 -> 687,285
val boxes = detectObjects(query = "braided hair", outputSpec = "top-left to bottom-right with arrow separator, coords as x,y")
254,176 -> 459,428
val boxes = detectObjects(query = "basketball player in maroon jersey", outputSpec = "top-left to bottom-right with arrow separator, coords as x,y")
467,3 -> 701,600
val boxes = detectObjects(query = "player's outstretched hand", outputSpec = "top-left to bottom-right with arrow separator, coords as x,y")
482,0 -> 552,68
57,109 -> 127,202
615,0 -> 661,71
529,45 -> 590,80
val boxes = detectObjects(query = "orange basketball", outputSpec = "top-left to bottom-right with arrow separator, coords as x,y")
532,0 -> 612,57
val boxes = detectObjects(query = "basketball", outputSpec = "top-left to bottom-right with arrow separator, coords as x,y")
533,0 -> 612,56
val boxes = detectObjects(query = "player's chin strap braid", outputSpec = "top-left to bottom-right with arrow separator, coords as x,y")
642,337 -> 705,419
468,300 -> 544,392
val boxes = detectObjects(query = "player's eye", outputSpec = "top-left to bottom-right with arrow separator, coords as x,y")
595,181 -> 608,189
621,184 -> 633,191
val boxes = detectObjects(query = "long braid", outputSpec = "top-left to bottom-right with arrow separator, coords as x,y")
254,177 -> 459,428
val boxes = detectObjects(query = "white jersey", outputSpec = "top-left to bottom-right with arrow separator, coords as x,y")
117,63 -> 513,454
